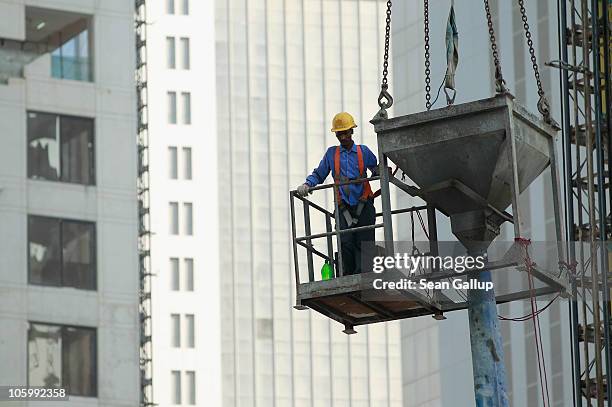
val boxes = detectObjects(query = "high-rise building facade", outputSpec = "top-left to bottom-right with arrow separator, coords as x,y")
215,1 -> 403,406
0,1 -> 139,405
147,0 -> 222,406
393,1 -> 574,406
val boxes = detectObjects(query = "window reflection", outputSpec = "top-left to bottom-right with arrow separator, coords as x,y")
28,323 -> 97,397
27,112 -> 59,182
28,216 -> 96,290
171,370 -> 181,404
60,116 -> 94,184
62,327 -> 97,396
185,314 -> 195,348
171,314 -> 181,347
183,202 -> 193,235
168,146 -> 178,179
182,147 -> 192,180
181,92 -> 191,124
170,257 -> 180,290
62,221 -> 95,289
28,324 -> 62,388
169,202 -> 179,234
167,36 -> 176,69
28,216 -> 62,286
180,37 -> 190,69
186,371 -> 196,404
184,258 -> 194,291
28,112 -> 94,185
168,92 -> 177,124
51,19 -> 92,82
24,8 -> 93,82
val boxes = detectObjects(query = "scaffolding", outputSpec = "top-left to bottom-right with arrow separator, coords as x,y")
135,1 -> 154,406
560,0 -> 612,405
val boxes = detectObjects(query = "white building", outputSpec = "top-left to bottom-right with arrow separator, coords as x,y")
393,1 -> 574,406
0,1 -> 139,406
147,0 -> 222,406
215,1 -> 403,406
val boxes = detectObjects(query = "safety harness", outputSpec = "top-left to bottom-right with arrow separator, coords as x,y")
333,145 -> 374,227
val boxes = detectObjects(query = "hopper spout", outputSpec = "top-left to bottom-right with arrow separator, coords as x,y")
450,209 -> 506,254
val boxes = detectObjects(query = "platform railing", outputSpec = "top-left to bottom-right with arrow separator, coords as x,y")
289,176 -> 438,289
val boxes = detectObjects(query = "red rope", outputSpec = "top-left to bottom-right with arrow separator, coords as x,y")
515,237 -> 551,407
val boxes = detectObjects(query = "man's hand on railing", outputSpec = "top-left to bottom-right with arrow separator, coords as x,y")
296,183 -> 311,197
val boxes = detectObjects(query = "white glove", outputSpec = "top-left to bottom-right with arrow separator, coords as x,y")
296,183 -> 311,197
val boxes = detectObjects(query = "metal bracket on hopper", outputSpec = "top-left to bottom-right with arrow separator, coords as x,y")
389,175 -> 425,196
421,179 -> 513,223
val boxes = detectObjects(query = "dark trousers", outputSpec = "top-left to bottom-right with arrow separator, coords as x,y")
338,199 -> 376,275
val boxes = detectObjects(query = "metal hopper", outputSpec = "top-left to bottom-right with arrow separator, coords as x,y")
373,93 -> 560,253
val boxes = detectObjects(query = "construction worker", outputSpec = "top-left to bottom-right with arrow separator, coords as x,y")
296,112 -> 378,275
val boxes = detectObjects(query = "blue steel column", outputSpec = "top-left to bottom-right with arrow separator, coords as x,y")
467,269 -> 509,407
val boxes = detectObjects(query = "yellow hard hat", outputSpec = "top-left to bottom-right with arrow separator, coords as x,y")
331,112 -> 357,133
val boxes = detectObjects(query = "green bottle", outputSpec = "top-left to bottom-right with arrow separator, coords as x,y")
321,261 -> 333,280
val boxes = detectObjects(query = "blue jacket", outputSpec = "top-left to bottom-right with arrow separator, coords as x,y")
305,144 -> 378,206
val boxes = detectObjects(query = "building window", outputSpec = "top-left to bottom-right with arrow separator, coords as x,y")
185,314 -> 195,348
171,314 -> 181,347
166,36 -> 176,69
170,258 -> 180,291
167,0 -> 175,14
181,0 -> 189,15
169,91 -> 191,125
171,258 -> 194,291
170,314 -> 195,348
28,112 -> 94,185
60,116 -> 94,184
169,147 -> 178,179
186,371 -> 196,404
168,92 -> 177,124
183,203 -> 193,235
171,370 -> 181,404
170,202 -> 193,235
182,147 -> 192,180
50,17 -> 92,81
184,258 -> 194,291
169,202 -> 179,235
28,216 -> 96,290
28,323 -> 97,397
180,37 -> 190,69
181,92 -> 191,124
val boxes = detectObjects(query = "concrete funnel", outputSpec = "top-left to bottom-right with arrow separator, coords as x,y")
373,94 -> 559,252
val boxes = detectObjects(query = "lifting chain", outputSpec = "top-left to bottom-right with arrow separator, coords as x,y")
483,0 -> 507,93
375,0 -> 393,119
517,0 -> 552,124
424,0 -> 431,110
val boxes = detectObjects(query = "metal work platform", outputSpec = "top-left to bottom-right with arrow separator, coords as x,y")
292,239 -> 569,333
291,93 -> 570,334
297,272 -> 440,335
